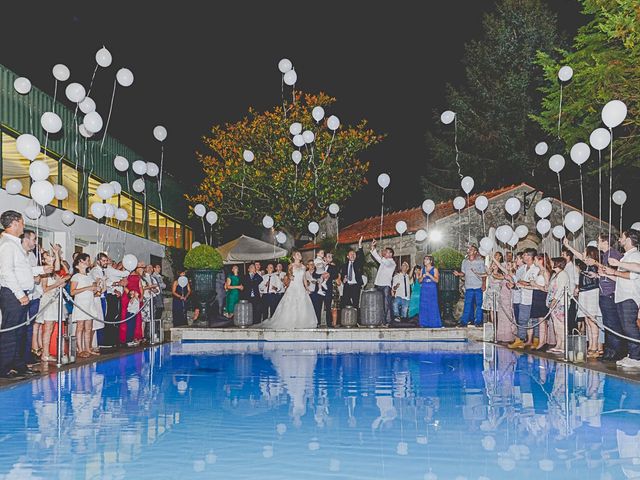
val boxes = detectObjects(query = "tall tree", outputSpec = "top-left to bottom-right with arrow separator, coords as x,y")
188,92 -> 384,238
422,0 -> 562,200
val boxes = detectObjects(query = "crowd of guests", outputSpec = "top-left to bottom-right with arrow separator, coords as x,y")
0,210 -> 165,379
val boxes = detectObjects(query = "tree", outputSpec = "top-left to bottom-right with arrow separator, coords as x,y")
422,0 -> 562,201
534,0 -> 640,170
188,92 -> 384,238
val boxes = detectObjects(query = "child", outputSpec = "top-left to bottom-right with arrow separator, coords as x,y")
314,250 -> 327,275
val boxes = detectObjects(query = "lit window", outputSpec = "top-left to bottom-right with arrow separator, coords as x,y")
133,201 -> 144,237
175,222 -> 183,249
148,209 -> 159,242
61,162 -> 79,213
166,218 -> 175,247
119,194 -> 134,233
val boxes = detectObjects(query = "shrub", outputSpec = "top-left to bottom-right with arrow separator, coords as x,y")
432,247 -> 465,270
184,245 -> 223,270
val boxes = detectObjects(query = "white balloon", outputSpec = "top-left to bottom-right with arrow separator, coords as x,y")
65,82 -> 86,103
29,160 -> 50,182
460,176 -> 474,194
132,179 -> 145,193
570,142 -> 590,166
396,221 -> 407,235
116,68 -> 134,87
508,232 -> 519,247
52,64 -> 70,82
292,150 -> 302,164
153,125 -> 167,142
95,47 -> 112,67
122,254 -> 138,272
475,195 -> 488,212
40,112 -> 63,134
415,229 -> 428,242
90,202 -> 106,219
535,199 -> 552,218
480,237 -> 494,252
589,128 -> 611,151
312,106 -> 325,122
548,154 -> 565,173
78,124 -> 93,138
206,211 -> 218,225
115,208 -> 128,221
79,96 -> 96,114
293,134 -> 305,147
278,58 -> 293,74
327,115 -> 340,131
302,130 -> 315,144
96,183 -> 115,200
242,149 -> 255,163
30,181 -> 55,206
14,77 -> 31,95
16,134 -> 41,161
602,100 -> 627,128
552,225 -> 566,239
54,184 -> 68,200
558,65 -> 573,82
289,122 -> 302,135
283,69 -> 297,86
535,142 -> 548,156
132,160 -> 147,176
377,173 -> 391,189
612,190 -> 627,206
422,199 -> 435,215
262,215 -> 274,229
191,241 -> 201,249
515,225 -> 529,239
114,156 -> 129,172
276,232 -> 287,244
194,204 -> 206,217
564,211 -> 584,233
5,179 -> 23,195
537,218 -> 551,235
104,203 -> 115,218
146,162 -> 159,177
178,276 -> 189,288
453,196 -> 466,210
308,221 -> 319,235
631,222 -> 640,230
505,197 -> 521,216
440,110 -> 455,125
61,210 -> 75,226
24,204 -> 41,220
84,111 -> 103,133
496,225 -> 514,244
479,247 -> 489,257
328,203 -> 339,215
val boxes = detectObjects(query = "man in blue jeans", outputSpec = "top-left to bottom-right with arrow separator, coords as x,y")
454,245 -> 486,327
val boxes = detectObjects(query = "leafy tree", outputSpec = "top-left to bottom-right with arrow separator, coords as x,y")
422,0 -> 562,200
188,92 -> 384,238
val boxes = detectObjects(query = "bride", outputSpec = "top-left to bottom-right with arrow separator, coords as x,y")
258,251 -> 317,329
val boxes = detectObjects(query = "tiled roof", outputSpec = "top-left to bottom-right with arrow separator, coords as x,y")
302,183 -> 532,250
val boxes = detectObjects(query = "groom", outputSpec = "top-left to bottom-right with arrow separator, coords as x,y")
340,236 -> 365,308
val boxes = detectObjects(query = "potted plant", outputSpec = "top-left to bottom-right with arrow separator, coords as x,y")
432,247 -> 465,326
184,245 -> 224,324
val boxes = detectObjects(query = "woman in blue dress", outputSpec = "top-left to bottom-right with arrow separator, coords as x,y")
408,265 -> 422,319
419,255 -> 442,328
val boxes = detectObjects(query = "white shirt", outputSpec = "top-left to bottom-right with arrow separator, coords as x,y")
0,233 -> 44,300
371,249 -> 396,287
520,264 -> 540,306
90,265 -> 106,297
392,273 -> 411,300
260,272 -> 284,295
105,267 -> 129,295
512,264 -> 526,304
27,251 -> 43,300
614,247 -> 640,305
564,261 -> 578,295
345,260 -> 358,285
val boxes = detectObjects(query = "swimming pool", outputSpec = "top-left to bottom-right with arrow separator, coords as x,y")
0,341 -> 638,479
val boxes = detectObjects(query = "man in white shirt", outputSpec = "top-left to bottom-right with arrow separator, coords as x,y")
0,211 -> 52,378
454,244 -> 487,327
103,259 -> 129,348
370,239 -> 397,326
21,230 -> 43,365
509,248 -> 539,349
260,263 -> 283,320
602,229 -> 640,368
392,261 -> 411,320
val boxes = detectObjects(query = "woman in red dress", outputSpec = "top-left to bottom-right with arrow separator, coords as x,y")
120,263 -> 145,345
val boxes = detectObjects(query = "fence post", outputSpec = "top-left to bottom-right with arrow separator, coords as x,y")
563,286 -> 569,362
56,287 -> 64,368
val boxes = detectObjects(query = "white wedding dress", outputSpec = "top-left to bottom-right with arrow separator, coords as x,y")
258,264 -> 317,329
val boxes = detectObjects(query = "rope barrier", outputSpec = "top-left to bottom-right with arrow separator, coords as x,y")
493,289 -> 561,330
570,295 -> 640,345
0,290 -> 62,333
61,289 -> 153,325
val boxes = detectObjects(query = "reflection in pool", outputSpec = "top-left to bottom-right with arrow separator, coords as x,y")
0,341 -> 638,479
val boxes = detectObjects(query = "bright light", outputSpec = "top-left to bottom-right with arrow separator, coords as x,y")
429,229 -> 443,243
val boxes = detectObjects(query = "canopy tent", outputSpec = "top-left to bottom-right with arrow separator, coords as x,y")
216,235 -> 287,264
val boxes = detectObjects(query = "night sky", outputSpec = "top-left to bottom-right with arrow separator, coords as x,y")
1,1 -> 585,237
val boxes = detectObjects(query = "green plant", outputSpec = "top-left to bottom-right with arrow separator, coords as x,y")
184,245 -> 223,270
432,248 -> 465,270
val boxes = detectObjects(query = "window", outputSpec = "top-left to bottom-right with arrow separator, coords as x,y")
133,200 -> 144,237
148,209 -> 159,242
106,195 -> 120,228
175,223 -> 183,249
185,227 -> 193,249
119,194 -> 134,233
61,162 -> 79,213
166,218 -> 175,247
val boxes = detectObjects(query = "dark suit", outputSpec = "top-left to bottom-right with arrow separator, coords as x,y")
322,264 -> 338,326
340,248 -> 365,308
242,273 -> 263,324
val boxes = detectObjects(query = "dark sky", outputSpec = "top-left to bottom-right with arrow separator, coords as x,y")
1,1 -> 584,236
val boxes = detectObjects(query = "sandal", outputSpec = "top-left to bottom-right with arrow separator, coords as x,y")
90,350 -> 101,356
31,348 -> 42,357
548,348 -> 564,355
78,351 -> 91,358
41,355 -> 55,363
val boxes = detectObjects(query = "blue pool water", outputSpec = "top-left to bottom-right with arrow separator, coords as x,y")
0,341 -> 639,479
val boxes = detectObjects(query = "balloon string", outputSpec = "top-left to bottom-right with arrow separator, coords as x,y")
557,172 -> 564,220
201,218 -> 207,245
620,204 -> 623,233
100,78 -> 118,153
241,163 -> 245,200
335,215 -> 339,247
557,83 -> 563,139
426,215 -> 430,253
454,115 -> 461,178
158,144 -> 164,212
86,64 -> 99,97
52,79 -> 58,114
608,128 -> 613,244
579,165 -> 585,247
457,211 -> 461,251
380,190 -> 385,242
324,130 -> 336,166
598,150 -> 602,233
466,194 -> 471,244
281,75 -> 286,119
482,212 -> 486,237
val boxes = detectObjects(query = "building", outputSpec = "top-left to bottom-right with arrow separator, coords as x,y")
0,64 -> 192,264
304,183 -> 605,269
